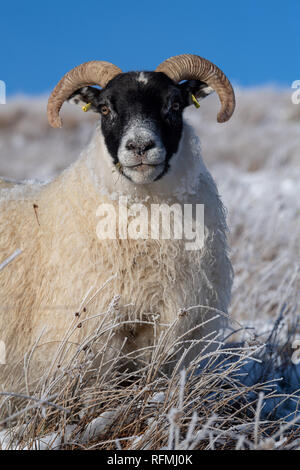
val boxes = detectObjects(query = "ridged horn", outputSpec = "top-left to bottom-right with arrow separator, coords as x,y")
156,54 -> 235,122
47,61 -> 122,128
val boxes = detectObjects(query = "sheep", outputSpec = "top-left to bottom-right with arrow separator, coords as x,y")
0,54 -> 235,388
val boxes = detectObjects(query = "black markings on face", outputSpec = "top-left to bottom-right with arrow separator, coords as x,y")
69,72 -> 211,183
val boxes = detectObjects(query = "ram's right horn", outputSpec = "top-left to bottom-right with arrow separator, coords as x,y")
47,61 -> 122,128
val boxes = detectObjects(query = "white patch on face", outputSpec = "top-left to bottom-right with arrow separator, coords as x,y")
136,72 -> 148,85
68,87 -> 90,108
68,95 -> 87,107
118,119 -> 166,184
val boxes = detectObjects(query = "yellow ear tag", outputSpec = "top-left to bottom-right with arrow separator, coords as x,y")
82,102 -> 91,112
191,94 -> 200,109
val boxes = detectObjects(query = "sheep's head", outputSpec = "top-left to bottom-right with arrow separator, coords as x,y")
68,72 -> 215,184
47,55 -> 235,184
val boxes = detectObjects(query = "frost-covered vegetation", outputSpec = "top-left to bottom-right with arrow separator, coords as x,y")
0,88 -> 300,449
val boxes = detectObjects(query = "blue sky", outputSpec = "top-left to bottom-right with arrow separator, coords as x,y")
1,0 -> 299,95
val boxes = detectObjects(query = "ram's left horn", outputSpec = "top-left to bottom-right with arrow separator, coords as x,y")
156,54 -> 235,123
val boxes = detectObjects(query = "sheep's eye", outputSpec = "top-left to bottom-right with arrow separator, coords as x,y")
172,102 -> 180,111
100,105 -> 110,116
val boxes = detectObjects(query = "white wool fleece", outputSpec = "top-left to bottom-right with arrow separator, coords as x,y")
0,120 -> 233,388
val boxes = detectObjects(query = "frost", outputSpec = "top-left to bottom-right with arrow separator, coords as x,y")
1,88 -> 300,449
148,392 -> 165,404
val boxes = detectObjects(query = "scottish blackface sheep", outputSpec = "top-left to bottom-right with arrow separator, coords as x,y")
0,55 -> 235,387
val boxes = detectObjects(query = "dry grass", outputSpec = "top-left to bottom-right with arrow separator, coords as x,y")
0,87 -> 300,450
0,308 -> 299,450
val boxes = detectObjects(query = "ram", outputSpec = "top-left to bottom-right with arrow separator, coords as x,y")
0,54 -> 235,387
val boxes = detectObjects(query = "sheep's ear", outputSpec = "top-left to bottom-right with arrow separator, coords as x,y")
68,86 -> 102,112
179,80 -> 214,108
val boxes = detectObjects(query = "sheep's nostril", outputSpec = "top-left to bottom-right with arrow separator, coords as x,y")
126,140 -> 136,151
126,139 -> 155,154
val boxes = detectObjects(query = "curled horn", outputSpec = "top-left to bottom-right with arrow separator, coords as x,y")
47,61 -> 122,128
156,54 -> 235,122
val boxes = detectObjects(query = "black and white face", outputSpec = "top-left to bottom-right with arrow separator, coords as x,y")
69,72 -> 213,184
